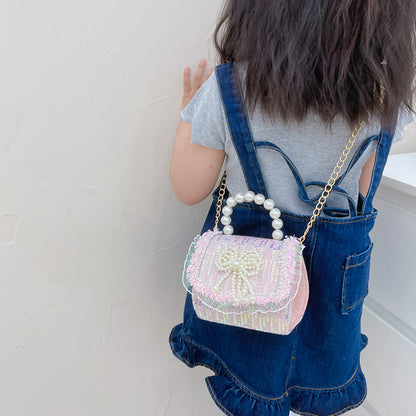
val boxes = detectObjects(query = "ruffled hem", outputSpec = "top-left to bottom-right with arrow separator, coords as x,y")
289,370 -> 367,416
169,323 -> 367,416
169,323 -> 290,415
206,375 -> 291,416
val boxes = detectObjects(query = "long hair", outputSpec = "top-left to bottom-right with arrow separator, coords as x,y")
214,0 -> 416,127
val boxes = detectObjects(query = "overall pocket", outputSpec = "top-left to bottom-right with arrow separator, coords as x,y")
341,242 -> 373,315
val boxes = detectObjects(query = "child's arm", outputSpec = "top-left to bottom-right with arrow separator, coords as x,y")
358,152 -> 376,197
170,61 -> 225,206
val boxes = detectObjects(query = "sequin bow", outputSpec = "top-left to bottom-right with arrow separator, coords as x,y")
214,246 -> 261,304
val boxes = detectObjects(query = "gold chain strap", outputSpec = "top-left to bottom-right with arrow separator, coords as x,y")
299,84 -> 384,242
214,172 -> 227,230
299,121 -> 364,243
213,122 -> 366,242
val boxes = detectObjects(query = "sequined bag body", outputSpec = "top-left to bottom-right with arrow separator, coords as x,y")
182,123 -> 364,335
183,227 -> 309,335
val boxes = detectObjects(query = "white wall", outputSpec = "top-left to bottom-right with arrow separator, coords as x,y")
391,123 -> 416,154
0,1 -> 224,415
1,1 -> 415,415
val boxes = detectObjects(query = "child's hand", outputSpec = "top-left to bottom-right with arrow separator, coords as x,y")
181,59 -> 214,110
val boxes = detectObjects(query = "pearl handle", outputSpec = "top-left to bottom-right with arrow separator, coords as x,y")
221,192 -> 284,240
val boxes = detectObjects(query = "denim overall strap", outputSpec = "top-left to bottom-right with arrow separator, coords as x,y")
216,62 -> 269,197
255,140 -> 357,215
361,118 -> 398,215
334,135 -> 381,186
300,136 -> 381,217
299,181 -> 358,216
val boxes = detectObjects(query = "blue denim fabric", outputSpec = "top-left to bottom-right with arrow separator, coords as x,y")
169,62 -> 397,416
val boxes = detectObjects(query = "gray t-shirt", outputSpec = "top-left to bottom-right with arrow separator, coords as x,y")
181,64 -> 414,216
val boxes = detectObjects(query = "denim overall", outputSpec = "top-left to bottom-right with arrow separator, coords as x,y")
169,62 -> 397,416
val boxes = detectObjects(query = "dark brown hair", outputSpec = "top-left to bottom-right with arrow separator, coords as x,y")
214,0 -> 416,127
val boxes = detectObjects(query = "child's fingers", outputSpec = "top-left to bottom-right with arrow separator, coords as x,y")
192,59 -> 206,91
180,60 -> 209,111
183,66 -> 191,93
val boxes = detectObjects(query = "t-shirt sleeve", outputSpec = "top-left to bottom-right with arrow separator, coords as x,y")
392,105 -> 415,143
180,70 -> 227,150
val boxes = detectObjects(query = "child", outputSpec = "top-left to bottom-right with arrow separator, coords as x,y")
169,1 -> 415,415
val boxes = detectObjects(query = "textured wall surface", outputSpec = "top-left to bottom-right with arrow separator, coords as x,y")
0,1 -> 222,415
0,1 -> 414,415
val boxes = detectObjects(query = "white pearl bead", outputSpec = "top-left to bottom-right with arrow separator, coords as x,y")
222,206 -> 233,216
254,194 -> 265,205
221,216 -> 231,225
270,208 -> 281,219
272,219 -> 283,229
226,196 -> 237,207
263,199 -> 275,210
244,191 -> 255,202
223,225 -> 234,235
235,192 -> 245,203
272,229 -> 284,240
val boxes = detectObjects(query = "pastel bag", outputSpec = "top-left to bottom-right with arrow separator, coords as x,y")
182,122 -> 364,335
